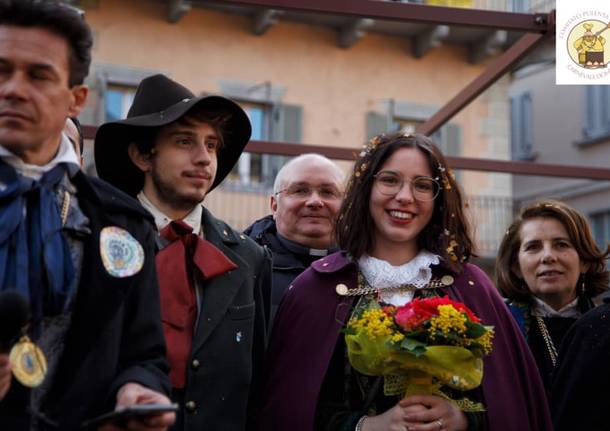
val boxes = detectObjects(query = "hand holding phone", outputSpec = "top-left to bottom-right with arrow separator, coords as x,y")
81,403 -> 179,429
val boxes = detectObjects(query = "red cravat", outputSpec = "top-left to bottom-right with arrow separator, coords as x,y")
156,220 -> 237,388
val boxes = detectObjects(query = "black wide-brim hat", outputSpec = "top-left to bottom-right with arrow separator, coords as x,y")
94,74 -> 251,197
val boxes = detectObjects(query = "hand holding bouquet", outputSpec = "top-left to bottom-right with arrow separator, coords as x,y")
345,296 -> 494,411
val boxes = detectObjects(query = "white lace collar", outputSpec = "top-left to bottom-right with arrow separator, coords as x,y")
358,250 -> 440,306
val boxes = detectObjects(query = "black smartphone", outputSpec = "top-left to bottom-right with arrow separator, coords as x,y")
81,403 -> 179,429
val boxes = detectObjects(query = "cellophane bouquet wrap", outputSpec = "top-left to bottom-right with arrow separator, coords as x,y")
345,296 -> 494,411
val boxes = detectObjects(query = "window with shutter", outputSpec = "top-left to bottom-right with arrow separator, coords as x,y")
105,85 -> 136,122
366,111 -> 392,140
590,211 -> 610,250
521,93 -> 533,156
584,86 -> 610,140
433,123 -> 462,181
228,102 -> 303,191
92,63 -> 162,125
510,92 -> 535,160
366,108 -> 462,163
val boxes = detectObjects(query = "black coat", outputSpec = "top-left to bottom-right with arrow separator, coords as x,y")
0,173 -> 170,430
244,215 -> 325,320
551,302 -> 610,431
173,208 -> 272,431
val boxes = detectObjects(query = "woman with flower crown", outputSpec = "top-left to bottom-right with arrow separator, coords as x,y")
257,133 -> 551,431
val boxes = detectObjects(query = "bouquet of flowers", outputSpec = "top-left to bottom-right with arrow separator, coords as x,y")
345,296 -> 494,411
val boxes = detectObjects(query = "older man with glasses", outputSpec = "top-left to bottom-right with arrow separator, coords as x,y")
245,153 -> 345,321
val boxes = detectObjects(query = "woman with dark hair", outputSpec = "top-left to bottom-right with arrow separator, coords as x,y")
258,133 -> 551,431
496,200 -> 609,393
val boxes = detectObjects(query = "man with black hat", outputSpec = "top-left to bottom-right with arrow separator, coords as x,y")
95,74 -> 272,431
0,1 -> 173,430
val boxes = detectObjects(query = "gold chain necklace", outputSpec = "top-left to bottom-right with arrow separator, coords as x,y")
8,188 -> 71,390
535,316 -> 558,367
335,273 -> 454,297
60,190 -> 70,226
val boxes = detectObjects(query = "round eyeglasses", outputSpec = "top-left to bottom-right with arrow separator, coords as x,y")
373,172 -> 440,201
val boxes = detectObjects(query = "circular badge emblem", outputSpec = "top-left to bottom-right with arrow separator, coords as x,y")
566,20 -> 610,69
9,336 -> 47,388
100,226 -> 144,278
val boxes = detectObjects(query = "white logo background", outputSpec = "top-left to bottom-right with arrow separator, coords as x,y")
556,0 -> 610,85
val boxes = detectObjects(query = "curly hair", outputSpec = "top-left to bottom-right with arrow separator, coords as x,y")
496,199 -> 610,302
335,132 -> 474,273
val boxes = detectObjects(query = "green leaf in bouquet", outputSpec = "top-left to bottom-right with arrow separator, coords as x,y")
343,325 -> 356,335
400,337 -> 427,357
430,331 -> 461,346
404,330 -> 429,342
464,322 -> 486,338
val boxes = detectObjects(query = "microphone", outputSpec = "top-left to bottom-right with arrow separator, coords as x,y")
0,291 -> 30,353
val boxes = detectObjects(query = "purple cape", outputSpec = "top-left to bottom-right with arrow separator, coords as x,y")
258,252 -> 552,431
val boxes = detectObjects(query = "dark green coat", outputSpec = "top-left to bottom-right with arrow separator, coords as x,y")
173,208 -> 272,431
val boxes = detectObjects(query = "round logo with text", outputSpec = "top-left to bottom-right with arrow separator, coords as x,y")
566,20 -> 610,69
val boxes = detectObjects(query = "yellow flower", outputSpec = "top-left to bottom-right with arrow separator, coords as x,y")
428,305 -> 467,339
475,328 -> 494,355
349,309 -> 396,339
390,332 -> 405,343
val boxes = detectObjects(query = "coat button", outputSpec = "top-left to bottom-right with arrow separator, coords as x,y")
191,359 -> 200,370
185,400 -> 197,413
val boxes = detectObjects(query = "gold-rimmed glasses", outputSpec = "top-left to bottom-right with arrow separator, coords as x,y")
373,171 -> 440,201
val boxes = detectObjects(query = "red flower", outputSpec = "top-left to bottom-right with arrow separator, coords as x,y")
395,299 -> 433,331
394,297 -> 480,331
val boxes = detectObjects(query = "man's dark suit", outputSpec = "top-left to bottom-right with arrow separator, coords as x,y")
0,173 -> 170,430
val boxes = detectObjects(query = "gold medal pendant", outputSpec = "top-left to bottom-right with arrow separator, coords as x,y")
9,336 -> 47,388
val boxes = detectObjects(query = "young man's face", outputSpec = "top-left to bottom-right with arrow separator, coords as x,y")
142,118 -> 219,212
0,26 -> 87,164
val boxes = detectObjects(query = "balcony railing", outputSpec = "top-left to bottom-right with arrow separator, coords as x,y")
466,194 -> 514,257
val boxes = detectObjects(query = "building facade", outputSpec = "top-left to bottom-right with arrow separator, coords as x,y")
77,0 -> 519,259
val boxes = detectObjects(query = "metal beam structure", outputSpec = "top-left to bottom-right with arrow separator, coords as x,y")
86,3 -> 610,182
209,0 -> 555,139
209,0 -> 550,33
81,125 -> 610,181
243,141 -> 610,181
417,32 -> 547,135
